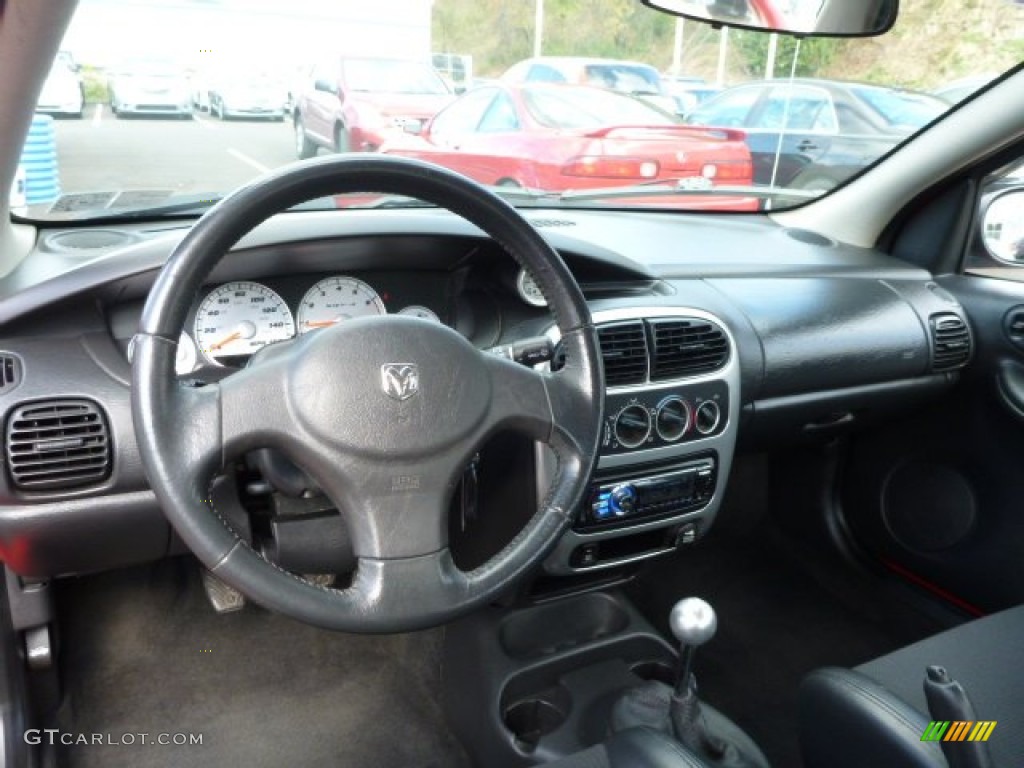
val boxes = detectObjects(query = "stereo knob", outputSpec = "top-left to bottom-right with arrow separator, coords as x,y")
609,484 -> 637,516
614,404 -> 652,449
695,400 -> 721,435
655,396 -> 691,442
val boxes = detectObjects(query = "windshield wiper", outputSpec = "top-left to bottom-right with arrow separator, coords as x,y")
50,191 -> 227,221
50,192 -> 346,221
344,185 -> 556,209
557,179 -> 818,204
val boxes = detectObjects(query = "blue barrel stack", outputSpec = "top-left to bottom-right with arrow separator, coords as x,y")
19,114 -> 61,205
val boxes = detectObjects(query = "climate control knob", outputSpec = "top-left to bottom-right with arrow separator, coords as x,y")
614,404 -> 652,448
694,400 -> 721,435
655,397 -> 692,442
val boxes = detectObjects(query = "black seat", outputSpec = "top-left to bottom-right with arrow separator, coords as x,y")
800,603 -> 1024,768
546,727 -> 712,768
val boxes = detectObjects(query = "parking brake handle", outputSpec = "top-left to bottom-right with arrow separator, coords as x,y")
923,665 -> 994,768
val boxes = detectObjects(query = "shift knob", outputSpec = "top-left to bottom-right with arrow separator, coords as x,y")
669,597 -> 717,648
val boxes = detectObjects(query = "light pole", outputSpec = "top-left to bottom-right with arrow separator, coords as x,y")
671,17 -> 685,76
534,0 -> 544,58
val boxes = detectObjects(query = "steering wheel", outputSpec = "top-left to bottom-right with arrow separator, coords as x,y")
131,155 -> 603,633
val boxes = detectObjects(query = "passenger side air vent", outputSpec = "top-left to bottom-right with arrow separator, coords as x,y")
648,318 -> 729,380
5,399 -> 112,491
0,354 -> 22,395
930,313 -> 972,372
598,321 -> 648,386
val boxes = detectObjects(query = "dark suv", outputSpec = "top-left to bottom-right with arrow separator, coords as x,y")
292,56 -> 453,158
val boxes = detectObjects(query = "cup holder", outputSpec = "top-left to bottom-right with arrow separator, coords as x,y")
501,685 -> 572,752
630,659 -> 677,686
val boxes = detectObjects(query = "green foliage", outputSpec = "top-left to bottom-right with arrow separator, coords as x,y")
731,33 -> 841,80
80,67 -> 109,105
432,0 -> 1023,87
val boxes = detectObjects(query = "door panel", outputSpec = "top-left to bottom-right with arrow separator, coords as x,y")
840,255 -> 1024,615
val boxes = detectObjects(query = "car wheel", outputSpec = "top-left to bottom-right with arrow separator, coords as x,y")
496,178 -> 522,188
334,124 -> 350,153
294,116 -> 316,159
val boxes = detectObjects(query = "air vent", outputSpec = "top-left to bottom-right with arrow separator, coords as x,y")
598,321 -> 648,386
0,354 -> 22,395
930,313 -> 972,372
6,400 -> 112,491
649,318 -> 729,380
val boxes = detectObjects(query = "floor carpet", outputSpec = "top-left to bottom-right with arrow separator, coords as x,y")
53,557 -> 470,768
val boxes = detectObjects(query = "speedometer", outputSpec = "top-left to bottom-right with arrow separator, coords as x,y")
297,277 -> 386,333
194,281 -> 295,365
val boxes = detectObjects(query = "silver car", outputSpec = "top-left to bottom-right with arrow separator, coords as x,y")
108,57 -> 193,119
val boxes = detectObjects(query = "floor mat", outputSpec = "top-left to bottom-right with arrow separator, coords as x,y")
53,558 -> 470,768
628,526 -> 934,768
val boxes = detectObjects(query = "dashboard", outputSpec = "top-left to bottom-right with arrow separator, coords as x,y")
119,271 -> 453,375
0,207 -> 974,583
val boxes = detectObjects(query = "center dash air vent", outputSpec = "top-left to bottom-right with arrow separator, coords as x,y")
649,318 -> 729,380
6,399 -> 112,491
598,320 -> 648,386
929,313 -> 972,372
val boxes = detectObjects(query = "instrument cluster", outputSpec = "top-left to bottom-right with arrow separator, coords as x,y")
137,273 -> 446,375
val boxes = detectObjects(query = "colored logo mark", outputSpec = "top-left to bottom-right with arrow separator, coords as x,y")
921,721 -> 997,743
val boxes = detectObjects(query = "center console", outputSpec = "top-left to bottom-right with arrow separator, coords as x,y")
542,307 -> 741,575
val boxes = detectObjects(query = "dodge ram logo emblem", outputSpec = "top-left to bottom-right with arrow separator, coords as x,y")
381,363 -> 419,401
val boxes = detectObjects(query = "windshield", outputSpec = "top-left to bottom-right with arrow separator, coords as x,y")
14,0 -> 1024,221
341,58 -> 450,95
583,64 -> 664,95
848,85 -> 947,129
525,87 -> 677,130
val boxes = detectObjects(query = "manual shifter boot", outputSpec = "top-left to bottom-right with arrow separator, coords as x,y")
609,597 -> 770,768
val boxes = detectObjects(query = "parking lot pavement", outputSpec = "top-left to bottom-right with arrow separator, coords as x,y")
50,105 -> 299,201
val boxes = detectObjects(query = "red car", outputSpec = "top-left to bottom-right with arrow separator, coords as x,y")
381,83 -> 752,197
293,57 -> 454,159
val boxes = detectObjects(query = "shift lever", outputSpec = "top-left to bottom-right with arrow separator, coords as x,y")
670,597 -> 718,696
609,595 -> 770,767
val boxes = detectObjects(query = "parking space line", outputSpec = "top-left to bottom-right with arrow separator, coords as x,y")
92,104 -> 102,126
227,148 -> 271,174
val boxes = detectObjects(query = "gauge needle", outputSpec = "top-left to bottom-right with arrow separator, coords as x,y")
304,319 -> 338,329
208,321 -> 257,352
208,331 -> 241,351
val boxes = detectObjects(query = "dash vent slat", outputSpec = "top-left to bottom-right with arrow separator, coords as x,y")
649,318 -> 729,380
930,314 -> 972,372
6,399 -> 112,491
597,321 -> 648,386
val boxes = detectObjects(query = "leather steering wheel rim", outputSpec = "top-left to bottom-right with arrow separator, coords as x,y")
131,155 -> 603,632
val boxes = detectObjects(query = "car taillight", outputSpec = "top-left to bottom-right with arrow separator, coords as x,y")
707,161 -> 752,183
562,156 -> 660,179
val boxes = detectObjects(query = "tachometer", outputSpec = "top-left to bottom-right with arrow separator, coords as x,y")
297,277 -> 386,333
194,281 -> 295,364
397,305 -> 439,322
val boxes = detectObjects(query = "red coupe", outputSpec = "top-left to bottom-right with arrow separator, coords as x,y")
380,84 -> 753,199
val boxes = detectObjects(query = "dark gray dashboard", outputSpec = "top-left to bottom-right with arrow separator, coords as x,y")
0,207 -> 972,578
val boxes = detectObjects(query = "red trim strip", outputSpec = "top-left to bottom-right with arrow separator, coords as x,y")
881,559 -> 986,618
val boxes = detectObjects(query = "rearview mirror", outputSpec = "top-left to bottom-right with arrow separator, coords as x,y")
641,0 -> 898,38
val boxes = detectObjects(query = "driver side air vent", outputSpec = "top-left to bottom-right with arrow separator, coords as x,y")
597,321 -> 648,386
930,313 -> 972,372
5,399 -> 112,491
649,318 -> 729,380
0,354 -> 22,395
